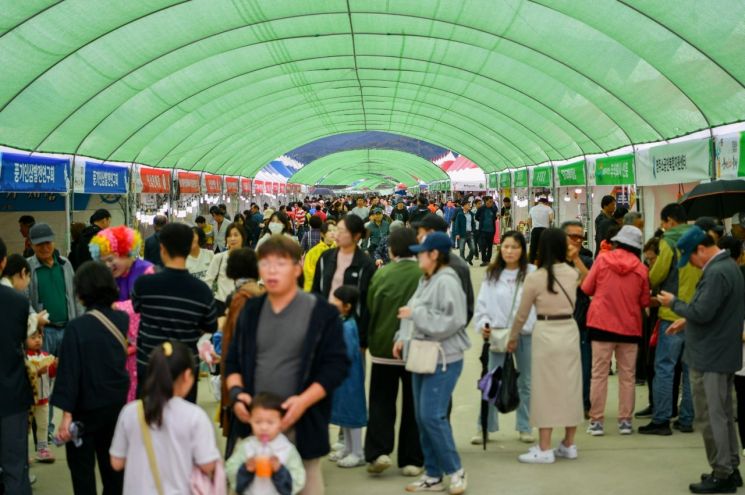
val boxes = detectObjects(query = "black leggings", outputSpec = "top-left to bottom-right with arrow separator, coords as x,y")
735,375 -> 745,449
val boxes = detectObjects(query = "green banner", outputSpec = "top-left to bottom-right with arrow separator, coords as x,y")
595,154 -> 635,185
445,180 -> 451,191
556,160 -> 586,186
488,173 -> 498,188
530,166 -> 552,187
513,169 -> 528,188
499,171 -> 511,188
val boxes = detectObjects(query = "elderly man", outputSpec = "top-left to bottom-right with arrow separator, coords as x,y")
658,226 -> 745,494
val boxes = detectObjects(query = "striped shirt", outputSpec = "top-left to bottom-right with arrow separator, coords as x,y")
292,208 -> 307,227
132,268 -> 218,367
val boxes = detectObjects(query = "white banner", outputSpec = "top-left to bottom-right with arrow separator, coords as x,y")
715,133 -> 742,179
636,139 -> 710,186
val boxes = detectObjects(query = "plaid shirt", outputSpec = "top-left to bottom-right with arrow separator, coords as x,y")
300,228 -> 322,253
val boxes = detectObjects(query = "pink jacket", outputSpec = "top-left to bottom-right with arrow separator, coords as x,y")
581,248 -> 650,337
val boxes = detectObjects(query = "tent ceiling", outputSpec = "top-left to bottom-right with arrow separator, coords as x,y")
289,149 -> 448,186
1,0 -> 744,179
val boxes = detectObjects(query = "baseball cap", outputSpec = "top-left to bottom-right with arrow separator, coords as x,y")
371,207 -> 383,215
29,223 -> 55,245
611,225 -> 643,250
676,226 -> 708,268
694,216 -> 724,237
412,213 -> 448,232
409,231 -> 452,254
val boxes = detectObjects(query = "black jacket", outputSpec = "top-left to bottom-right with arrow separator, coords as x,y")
225,293 -> 350,460
51,306 -> 129,414
475,204 -> 499,233
144,232 -> 163,267
0,285 -> 33,417
311,247 -> 376,348
72,224 -> 101,270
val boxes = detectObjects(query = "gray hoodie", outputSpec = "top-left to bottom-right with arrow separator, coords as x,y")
401,266 -> 471,364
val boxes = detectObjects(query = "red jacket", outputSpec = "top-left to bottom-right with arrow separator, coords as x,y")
581,248 -> 650,337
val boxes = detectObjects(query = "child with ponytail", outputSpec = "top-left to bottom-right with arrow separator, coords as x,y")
109,341 -> 224,494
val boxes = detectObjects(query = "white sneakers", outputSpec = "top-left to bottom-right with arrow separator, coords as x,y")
367,455 -> 392,474
404,470 -> 467,494
402,465 -> 425,477
518,431 -> 535,443
449,469 -> 467,495
337,453 -> 366,468
469,434 -> 488,445
518,442 -> 578,464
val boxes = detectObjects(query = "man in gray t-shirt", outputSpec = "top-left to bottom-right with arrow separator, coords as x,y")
254,291 -> 316,400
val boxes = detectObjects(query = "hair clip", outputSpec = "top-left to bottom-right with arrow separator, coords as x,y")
162,342 -> 173,357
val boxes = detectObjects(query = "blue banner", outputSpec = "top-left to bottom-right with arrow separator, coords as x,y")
84,161 -> 128,194
0,152 -> 69,193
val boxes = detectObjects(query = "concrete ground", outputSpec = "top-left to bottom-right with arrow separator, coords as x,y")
30,264 -> 715,494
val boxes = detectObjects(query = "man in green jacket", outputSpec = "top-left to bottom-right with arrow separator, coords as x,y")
639,203 -> 702,436
364,227 -> 423,477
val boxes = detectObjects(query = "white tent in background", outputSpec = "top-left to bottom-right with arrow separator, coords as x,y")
440,155 -> 487,191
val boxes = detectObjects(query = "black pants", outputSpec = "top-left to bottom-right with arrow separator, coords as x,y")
472,231 -> 481,258
479,231 -> 494,263
364,364 -> 423,468
735,375 -> 745,449
528,227 -> 545,264
0,410 -> 31,495
66,405 -> 123,495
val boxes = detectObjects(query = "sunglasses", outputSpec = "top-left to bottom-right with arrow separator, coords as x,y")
567,234 -> 585,241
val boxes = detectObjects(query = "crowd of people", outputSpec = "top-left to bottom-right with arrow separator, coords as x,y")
1,191 -> 745,495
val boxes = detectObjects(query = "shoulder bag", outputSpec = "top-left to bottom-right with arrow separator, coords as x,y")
405,339 -> 447,374
488,279 -> 521,352
88,309 -> 128,354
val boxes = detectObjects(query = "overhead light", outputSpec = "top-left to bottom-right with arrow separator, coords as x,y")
563,193 -> 571,202
574,188 -> 583,194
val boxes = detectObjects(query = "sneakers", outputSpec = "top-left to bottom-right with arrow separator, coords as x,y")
673,420 -> 694,433
367,455 -> 392,474
634,405 -> 653,418
328,450 -> 348,462
701,468 -> 743,488
331,441 -> 344,452
554,441 -> 578,460
518,446 -> 555,464
518,431 -> 535,443
402,465 -> 424,477
406,475 -> 446,492
618,420 -> 633,435
36,448 -> 55,464
689,474 -> 737,494
638,421 -> 672,436
586,421 -> 604,436
337,453 -> 366,468
469,434 -> 488,445
449,469 -> 467,495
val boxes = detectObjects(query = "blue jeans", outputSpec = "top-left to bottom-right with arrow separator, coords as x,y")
477,335 -> 532,433
652,320 -> 694,425
43,325 -> 65,357
412,359 -> 463,477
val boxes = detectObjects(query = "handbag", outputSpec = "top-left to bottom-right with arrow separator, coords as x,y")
488,280 -> 521,352
495,352 -> 520,414
137,401 -> 226,495
405,339 -> 446,374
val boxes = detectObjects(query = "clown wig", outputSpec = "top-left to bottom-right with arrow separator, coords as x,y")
89,225 -> 143,260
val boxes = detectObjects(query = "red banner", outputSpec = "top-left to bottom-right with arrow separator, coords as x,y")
279,183 -> 286,194
204,174 -> 222,194
177,172 -> 200,194
272,182 -> 280,194
140,167 -> 171,193
254,180 -> 264,194
225,176 -> 239,194
241,178 -> 251,194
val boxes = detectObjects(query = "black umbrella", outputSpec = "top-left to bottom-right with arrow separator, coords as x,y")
678,179 -> 745,220
478,336 -> 490,450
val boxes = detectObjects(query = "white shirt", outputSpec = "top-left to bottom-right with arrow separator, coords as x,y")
204,250 -> 233,303
529,204 -> 553,229
186,249 -> 214,282
109,397 -> 221,495
474,266 -> 537,335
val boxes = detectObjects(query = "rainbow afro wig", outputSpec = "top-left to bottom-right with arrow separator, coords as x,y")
89,226 -> 143,260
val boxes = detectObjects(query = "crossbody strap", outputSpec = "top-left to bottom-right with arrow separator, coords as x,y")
137,401 -> 165,495
88,310 -> 128,353
554,279 -> 576,312
505,279 -> 521,328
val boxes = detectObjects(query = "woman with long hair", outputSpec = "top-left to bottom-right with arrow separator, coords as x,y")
110,341 -> 222,494
473,231 -> 537,445
255,211 -> 298,249
204,222 -> 249,316
507,228 -> 583,464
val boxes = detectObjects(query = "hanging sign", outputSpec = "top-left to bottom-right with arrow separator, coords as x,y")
139,167 -> 171,193
636,139 -> 710,186
83,162 -> 128,194
225,177 -> 239,194
241,178 -> 252,194
513,169 -> 528,188
556,161 -> 586,186
595,154 -> 635,186
716,132 -> 745,179
530,166 -> 553,188
272,182 -> 280,194
178,172 -> 201,194
279,183 -> 286,194
499,171 -> 511,188
254,180 -> 264,194
204,174 -> 222,194
0,152 -> 69,193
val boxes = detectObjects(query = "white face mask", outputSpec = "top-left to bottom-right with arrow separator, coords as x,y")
268,223 -> 284,234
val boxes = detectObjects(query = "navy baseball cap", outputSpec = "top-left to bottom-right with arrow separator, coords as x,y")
677,226 -> 708,268
410,231 -> 452,254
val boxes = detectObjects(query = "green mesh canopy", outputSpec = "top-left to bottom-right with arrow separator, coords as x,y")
289,149 -> 448,186
1,0 -> 744,181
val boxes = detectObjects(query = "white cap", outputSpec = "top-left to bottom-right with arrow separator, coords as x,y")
611,225 -> 643,250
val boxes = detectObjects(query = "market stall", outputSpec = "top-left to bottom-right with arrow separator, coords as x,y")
72,158 -> 130,228
133,165 -> 171,239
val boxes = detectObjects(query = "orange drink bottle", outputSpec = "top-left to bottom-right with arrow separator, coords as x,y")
255,437 -> 273,478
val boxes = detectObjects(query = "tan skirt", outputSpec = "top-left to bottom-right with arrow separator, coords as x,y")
529,318 -> 585,428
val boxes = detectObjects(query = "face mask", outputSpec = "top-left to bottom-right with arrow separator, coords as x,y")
268,223 -> 284,234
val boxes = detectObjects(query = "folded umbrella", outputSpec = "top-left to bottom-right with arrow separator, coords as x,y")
478,339 -> 490,450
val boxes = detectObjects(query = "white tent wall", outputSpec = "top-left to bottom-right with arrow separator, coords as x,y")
0,210 -> 66,256
641,182 -> 701,241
